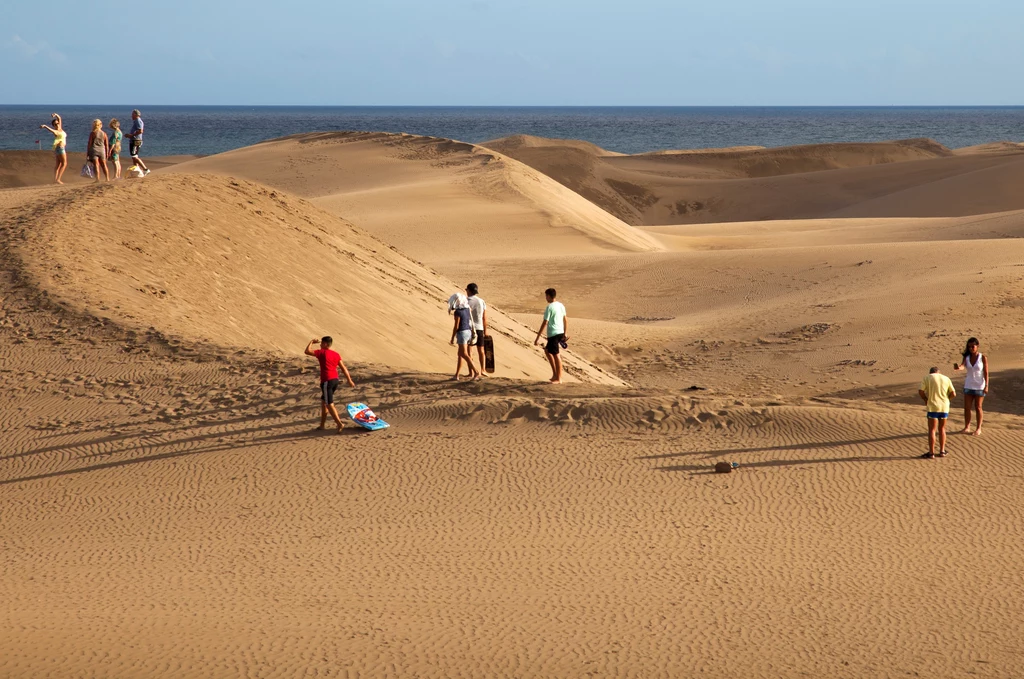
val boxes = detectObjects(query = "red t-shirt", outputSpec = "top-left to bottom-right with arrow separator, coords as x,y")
314,348 -> 341,382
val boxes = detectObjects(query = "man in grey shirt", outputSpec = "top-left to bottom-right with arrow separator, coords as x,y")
125,109 -> 150,175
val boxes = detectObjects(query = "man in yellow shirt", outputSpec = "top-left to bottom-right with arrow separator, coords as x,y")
919,367 -> 956,459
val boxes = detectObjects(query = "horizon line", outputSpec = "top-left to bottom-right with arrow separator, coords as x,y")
4,103 -> 1024,109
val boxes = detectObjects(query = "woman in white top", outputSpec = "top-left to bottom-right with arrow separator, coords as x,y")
953,337 -> 988,436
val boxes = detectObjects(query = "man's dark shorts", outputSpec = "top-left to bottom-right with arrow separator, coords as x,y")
129,139 -> 143,158
545,334 -> 565,355
321,379 -> 339,405
475,329 -> 486,346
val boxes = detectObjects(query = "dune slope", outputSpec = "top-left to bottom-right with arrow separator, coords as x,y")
173,132 -> 664,261
484,136 -> 1024,225
3,175 -> 620,384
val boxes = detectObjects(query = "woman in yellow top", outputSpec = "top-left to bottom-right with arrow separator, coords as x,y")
39,113 -> 68,184
107,119 -> 123,180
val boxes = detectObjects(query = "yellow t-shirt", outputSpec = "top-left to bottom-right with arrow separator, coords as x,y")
52,130 -> 66,151
920,373 -> 955,413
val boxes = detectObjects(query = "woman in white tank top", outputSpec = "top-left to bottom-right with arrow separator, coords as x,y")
953,337 -> 988,435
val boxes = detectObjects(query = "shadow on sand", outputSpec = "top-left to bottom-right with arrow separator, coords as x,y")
642,432 -> 924,474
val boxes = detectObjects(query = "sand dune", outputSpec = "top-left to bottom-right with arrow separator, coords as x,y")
3,265 -> 1024,677
482,133 -> 624,157
4,129 -> 1024,679
2,174 -> 619,384
954,140 -> 1024,155
485,135 -> 1024,225
0,150 -> 196,189
173,132 -> 664,261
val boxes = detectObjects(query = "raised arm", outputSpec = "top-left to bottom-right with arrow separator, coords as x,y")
304,339 -> 319,356
39,125 -> 57,135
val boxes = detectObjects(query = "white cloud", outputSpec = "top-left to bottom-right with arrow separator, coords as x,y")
6,34 -> 67,64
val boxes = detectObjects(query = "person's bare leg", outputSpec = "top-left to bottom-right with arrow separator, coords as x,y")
927,418 -> 937,455
327,404 -> 345,432
99,158 -> 109,181
463,346 -> 479,379
961,394 -> 973,434
114,159 -> 121,179
57,156 -> 67,183
938,419 -> 947,454
973,396 -> 984,435
454,349 -> 465,381
550,354 -> 563,384
91,158 -> 101,182
53,156 -> 61,184
545,352 -> 557,381
317,402 -> 328,429
135,155 -> 148,172
460,345 -> 476,379
476,344 -> 487,377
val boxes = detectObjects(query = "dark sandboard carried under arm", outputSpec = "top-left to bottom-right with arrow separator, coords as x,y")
483,335 -> 495,374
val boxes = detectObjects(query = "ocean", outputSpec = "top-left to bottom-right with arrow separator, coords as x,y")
2,106 -> 1022,157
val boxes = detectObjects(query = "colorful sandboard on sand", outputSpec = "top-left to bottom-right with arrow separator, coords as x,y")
346,402 -> 390,431
483,335 -> 495,374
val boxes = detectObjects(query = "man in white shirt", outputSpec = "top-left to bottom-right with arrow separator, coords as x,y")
466,283 -> 488,375
533,287 -> 568,384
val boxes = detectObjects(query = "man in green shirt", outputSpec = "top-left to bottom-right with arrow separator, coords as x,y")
534,288 -> 568,384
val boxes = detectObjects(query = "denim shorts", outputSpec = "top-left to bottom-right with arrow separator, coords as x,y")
927,412 -> 948,419
456,329 -> 473,345
963,388 -> 986,397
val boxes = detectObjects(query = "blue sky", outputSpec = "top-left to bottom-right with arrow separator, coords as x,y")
3,0 -> 1021,105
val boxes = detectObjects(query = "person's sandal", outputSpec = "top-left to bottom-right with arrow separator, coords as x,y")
937,450 -> 948,457
920,452 -> 935,459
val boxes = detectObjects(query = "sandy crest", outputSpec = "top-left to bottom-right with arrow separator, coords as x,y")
0,150 -> 197,189
3,133 -> 1024,678
485,135 -> 1024,226
172,132 -> 664,260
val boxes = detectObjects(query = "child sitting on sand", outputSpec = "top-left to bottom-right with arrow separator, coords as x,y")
305,336 -> 356,433
918,366 -> 956,459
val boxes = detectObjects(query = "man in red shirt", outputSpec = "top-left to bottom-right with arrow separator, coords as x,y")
304,336 -> 356,432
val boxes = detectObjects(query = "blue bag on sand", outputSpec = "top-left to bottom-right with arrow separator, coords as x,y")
80,163 -> 94,179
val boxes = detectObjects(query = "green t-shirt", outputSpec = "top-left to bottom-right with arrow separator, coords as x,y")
544,301 -> 566,337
